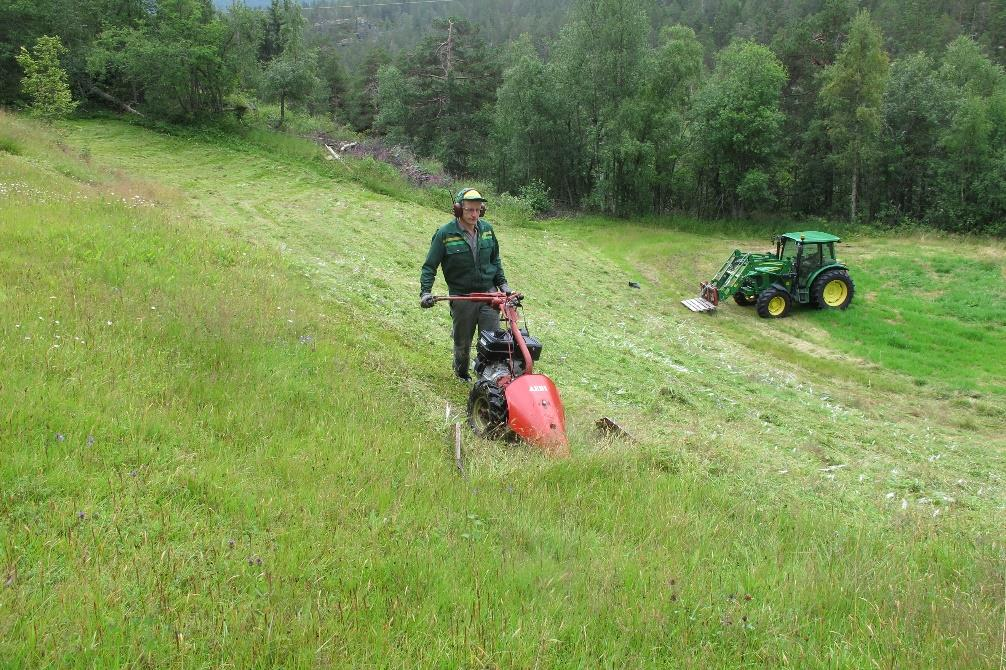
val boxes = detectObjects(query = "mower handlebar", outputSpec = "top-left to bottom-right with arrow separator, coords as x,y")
427,291 -> 532,374
431,291 -> 523,307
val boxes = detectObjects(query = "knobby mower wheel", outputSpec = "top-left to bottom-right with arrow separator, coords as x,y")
468,380 -> 509,438
812,269 -> 855,309
756,287 -> 792,318
733,291 -> 756,306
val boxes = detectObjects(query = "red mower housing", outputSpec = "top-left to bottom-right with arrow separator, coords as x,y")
505,374 -> 567,455
432,292 -> 570,457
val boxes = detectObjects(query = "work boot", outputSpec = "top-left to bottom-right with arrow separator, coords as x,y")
453,360 -> 472,383
454,358 -> 472,384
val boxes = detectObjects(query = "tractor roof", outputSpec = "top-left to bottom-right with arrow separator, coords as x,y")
780,231 -> 841,243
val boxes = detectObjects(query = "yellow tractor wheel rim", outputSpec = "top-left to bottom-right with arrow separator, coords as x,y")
822,279 -> 848,306
767,295 -> 787,316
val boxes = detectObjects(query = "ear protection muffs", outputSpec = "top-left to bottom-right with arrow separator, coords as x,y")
453,188 -> 486,218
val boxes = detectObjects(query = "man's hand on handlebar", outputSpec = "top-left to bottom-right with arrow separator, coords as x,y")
420,293 -> 436,308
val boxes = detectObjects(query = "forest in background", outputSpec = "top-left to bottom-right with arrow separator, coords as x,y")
2,0 -> 1005,232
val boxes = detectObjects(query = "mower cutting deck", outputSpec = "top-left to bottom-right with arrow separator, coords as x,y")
432,292 -> 570,458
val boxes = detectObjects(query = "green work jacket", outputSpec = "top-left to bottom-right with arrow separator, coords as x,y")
420,218 -> 507,296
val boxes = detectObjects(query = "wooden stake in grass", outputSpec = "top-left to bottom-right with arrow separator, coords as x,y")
454,422 -> 464,476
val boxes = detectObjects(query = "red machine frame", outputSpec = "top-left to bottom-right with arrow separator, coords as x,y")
434,292 -> 569,457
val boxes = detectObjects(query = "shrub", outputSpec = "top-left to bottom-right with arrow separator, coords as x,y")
517,178 -> 553,215
492,192 -> 534,224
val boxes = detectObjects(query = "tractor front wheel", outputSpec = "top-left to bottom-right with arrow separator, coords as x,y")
468,380 -> 509,438
756,287 -> 792,318
812,269 -> 855,310
733,291 -> 756,306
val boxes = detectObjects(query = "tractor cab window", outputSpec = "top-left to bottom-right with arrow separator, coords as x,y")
805,244 -> 824,268
796,241 -> 823,285
779,239 -> 798,259
823,242 -> 836,261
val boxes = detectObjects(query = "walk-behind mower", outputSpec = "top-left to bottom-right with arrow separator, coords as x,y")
431,292 -> 570,458
682,231 -> 855,318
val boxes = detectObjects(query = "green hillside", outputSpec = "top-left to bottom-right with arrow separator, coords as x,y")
1,112 -> 1004,667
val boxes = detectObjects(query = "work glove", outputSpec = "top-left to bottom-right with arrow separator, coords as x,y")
505,289 -> 522,306
420,293 -> 436,309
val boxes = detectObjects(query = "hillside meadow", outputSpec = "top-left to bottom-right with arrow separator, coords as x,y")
1,111 -> 1004,668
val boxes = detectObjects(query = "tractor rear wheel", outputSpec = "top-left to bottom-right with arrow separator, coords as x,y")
733,291 -> 756,306
468,380 -> 508,438
812,269 -> 855,310
756,287 -> 792,318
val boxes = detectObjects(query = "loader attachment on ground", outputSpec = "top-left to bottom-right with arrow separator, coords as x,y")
681,297 -> 717,312
681,250 -> 757,313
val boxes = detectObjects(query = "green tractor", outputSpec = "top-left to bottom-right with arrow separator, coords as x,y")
682,231 -> 855,318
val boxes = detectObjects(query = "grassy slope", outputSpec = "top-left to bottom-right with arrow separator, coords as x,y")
1,112 -> 1004,668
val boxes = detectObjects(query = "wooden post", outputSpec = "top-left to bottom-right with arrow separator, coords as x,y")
454,422 -> 464,476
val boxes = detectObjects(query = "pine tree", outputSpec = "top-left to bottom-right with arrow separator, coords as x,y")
261,1 -> 321,126
383,17 -> 499,175
819,10 -> 889,222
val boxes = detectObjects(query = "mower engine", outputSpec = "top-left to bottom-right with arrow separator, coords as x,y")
431,292 -> 569,457
473,329 -> 542,382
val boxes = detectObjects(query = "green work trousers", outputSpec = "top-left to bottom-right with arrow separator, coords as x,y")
450,301 -> 499,377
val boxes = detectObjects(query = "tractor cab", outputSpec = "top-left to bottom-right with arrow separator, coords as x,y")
776,231 -> 840,262
775,231 -> 842,303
